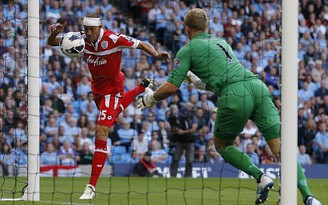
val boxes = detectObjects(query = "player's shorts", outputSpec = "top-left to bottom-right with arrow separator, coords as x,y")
214,79 -> 280,141
94,92 -> 124,127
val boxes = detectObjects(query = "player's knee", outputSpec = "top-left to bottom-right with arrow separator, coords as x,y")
96,125 -> 110,140
214,137 -> 234,154
266,138 -> 280,159
272,150 -> 280,160
274,148 -> 280,159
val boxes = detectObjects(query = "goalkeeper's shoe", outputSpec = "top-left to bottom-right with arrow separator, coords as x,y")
79,184 -> 95,200
255,174 -> 274,204
140,76 -> 156,90
305,196 -> 322,205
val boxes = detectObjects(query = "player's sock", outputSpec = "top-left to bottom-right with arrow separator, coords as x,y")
220,145 -> 263,180
89,140 -> 107,187
297,162 -> 313,201
121,85 -> 145,108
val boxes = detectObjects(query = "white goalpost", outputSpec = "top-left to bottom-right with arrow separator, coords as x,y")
0,0 -> 301,203
281,0 -> 298,204
0,0 -> 40,202
26,0 -> 40,201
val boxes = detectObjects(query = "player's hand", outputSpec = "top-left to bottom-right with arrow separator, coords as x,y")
137,88 -> 157,111
50,23 -> 63,35
156,51 -> 171,62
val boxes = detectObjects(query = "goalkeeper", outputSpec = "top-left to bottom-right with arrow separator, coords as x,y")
138,8 -> 322,205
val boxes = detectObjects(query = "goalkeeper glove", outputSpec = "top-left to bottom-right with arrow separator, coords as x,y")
185,71 -> 207,90
137,88 -> 158,111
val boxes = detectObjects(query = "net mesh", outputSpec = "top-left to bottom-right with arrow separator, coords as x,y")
1,0 -> 327,204
0,0 -> 29,200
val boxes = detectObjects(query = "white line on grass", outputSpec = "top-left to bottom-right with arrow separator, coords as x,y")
0,198 -> 24,201
39,201 -> 96,205
0,198 -> 95,205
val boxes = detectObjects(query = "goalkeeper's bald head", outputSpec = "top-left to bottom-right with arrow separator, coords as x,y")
184,8 -> 208,32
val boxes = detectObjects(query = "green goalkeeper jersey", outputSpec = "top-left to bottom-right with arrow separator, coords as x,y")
167,32 -> 257,95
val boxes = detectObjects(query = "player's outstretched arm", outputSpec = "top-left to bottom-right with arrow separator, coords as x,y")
137,82 -> 178,111
153,82 -> 179,101
47,23 -> 64,46
137,41 -> 170,62
137,88 -> 157,111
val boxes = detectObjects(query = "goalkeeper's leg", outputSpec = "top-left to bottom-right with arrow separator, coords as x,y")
266,139 -> 322,205
214,138 -> 273,204
214,138 -> 263,180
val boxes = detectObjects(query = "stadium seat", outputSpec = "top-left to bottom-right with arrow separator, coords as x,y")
111,146 -> 127,155
111,153 -> 131,163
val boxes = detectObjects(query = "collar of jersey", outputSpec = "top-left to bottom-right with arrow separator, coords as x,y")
97,28 -> 104,43
193,32 -> 210,39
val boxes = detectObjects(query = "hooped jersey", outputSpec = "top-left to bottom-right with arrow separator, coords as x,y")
83,28 -> 140,95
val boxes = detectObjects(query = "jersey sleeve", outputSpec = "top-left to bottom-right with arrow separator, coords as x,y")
167,48 -> 191,87
117,34 -> 140,49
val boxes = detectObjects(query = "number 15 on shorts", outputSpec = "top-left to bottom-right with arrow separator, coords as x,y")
98,110 -> 113,121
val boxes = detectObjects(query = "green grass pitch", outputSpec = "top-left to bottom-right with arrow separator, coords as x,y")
1,177 -> 327,205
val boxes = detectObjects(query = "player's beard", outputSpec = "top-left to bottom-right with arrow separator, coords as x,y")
86,36 -> 97,43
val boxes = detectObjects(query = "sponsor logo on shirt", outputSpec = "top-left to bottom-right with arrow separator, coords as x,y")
86,55 -> 107,66
173,59 -> 181,69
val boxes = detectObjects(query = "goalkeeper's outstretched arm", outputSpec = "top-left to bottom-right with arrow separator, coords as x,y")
137,71 -> 211,111
153,82 -> 179,101
136,82 -> 178,111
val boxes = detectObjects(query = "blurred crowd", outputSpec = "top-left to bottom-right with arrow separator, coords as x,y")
0,0 -> 328,176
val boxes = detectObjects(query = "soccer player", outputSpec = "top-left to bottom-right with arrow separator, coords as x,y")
47,13 -> 170,199
138,8 -> 322,205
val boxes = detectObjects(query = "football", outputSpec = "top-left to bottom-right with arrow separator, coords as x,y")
60,32 -> 85,57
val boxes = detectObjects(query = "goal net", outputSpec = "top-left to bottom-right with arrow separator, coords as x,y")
2,0 -> 324,204
0,0 -> 30,201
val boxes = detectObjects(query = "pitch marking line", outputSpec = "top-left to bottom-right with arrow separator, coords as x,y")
0,198 -> 24,201
0,199 -> 95,205
40,201 -> 96,205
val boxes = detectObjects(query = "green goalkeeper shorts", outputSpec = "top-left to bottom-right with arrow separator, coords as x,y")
214,79 -> 280,141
